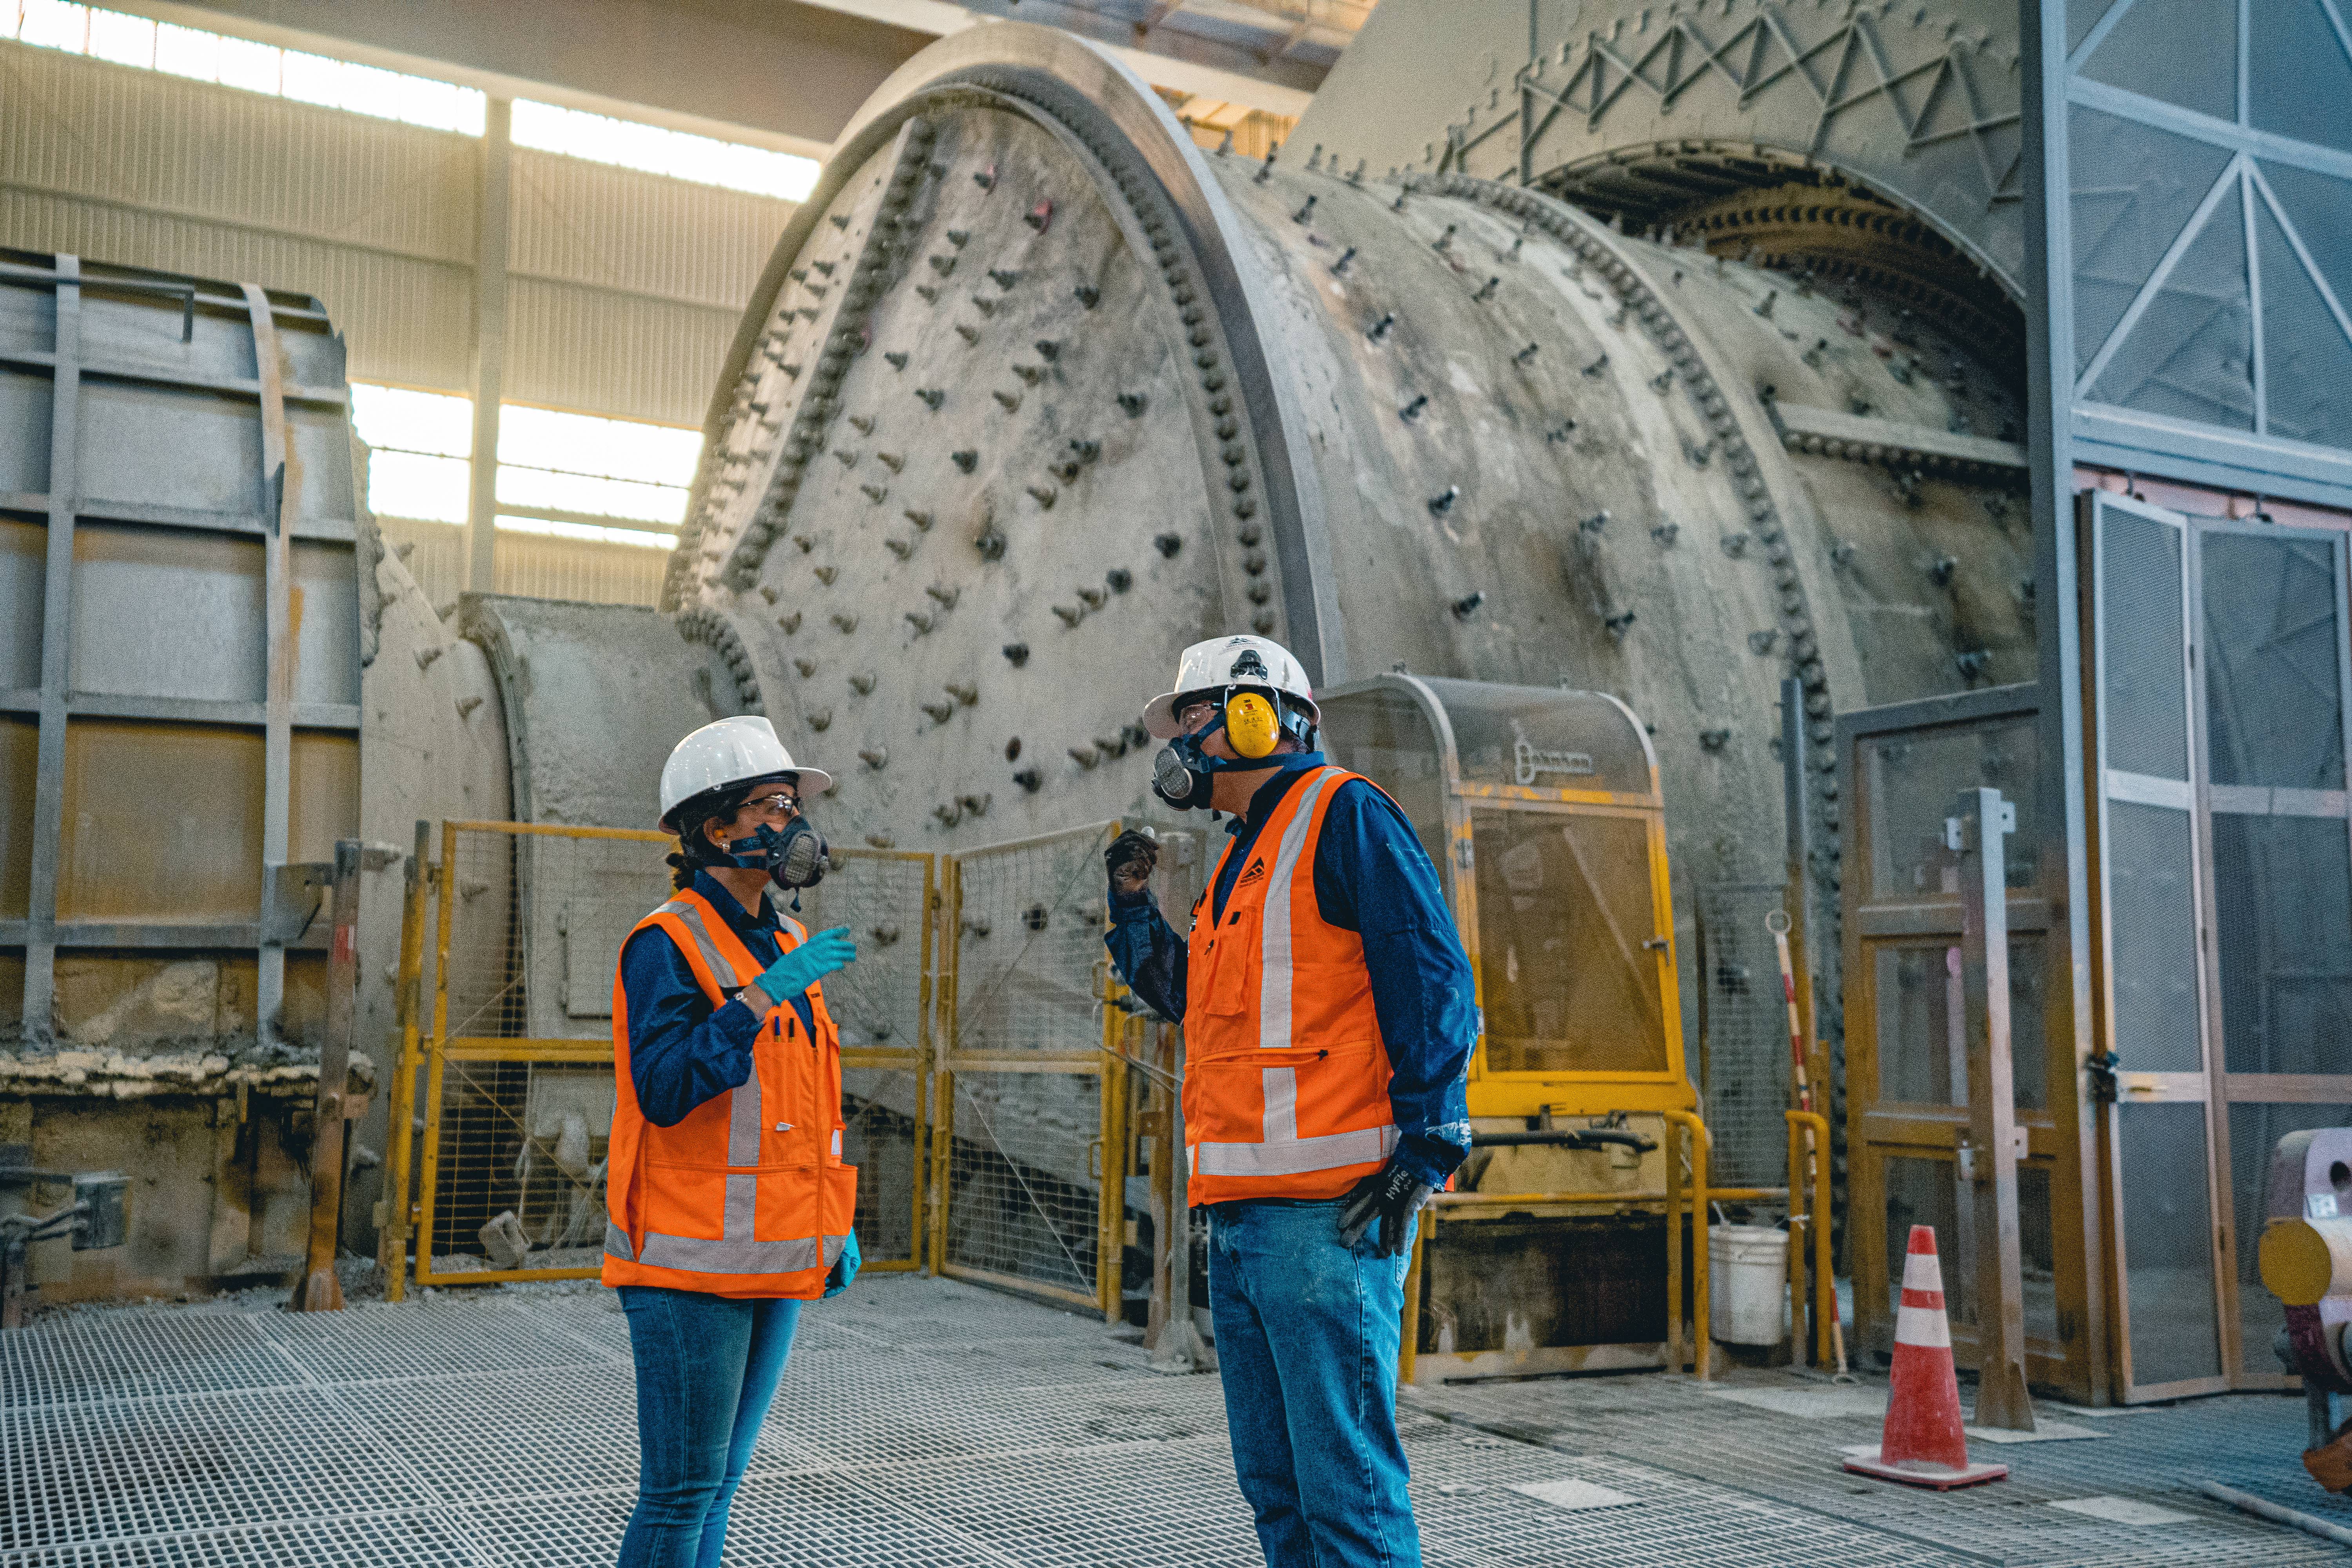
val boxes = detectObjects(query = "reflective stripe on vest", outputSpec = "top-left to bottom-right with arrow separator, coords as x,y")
657,897 -> 764,1167
1255,766 -> 1334,1054
604,1220 -> 849,1276
1194,1123 -> 1398,1177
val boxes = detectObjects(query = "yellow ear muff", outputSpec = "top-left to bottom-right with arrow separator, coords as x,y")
1226,691 -> 1280,759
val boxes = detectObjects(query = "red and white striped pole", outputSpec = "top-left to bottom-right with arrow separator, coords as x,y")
1844,1226 -> 2009,1489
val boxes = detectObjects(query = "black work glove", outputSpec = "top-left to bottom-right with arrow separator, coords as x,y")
1336,1157 -> 1433,1257
1105,828 -> 1159,901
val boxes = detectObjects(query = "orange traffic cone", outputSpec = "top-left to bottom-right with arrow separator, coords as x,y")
1844,1226 -> 2009,1490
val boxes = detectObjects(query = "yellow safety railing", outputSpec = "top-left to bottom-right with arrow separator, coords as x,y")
1395,1108 -> 1798,1387
387,820 -> 934,1296
1785,1108 -> 1836,1369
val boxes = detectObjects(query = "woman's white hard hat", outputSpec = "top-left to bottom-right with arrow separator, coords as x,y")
1141,634 -> 1319,739
657,715 -> 833,831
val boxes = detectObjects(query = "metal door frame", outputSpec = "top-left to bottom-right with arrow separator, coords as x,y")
1838,684 -> 2091,1400
2085,491 -> 2233,1402
931,820 -> 1129,1320
2185,511 -> 2352,1389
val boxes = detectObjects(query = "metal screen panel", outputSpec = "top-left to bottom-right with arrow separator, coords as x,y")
1862,718 -> 2041,900
950,823 -> 1117,1058
940,1068 -> 1104,1304
1470,809 -> 1666,1076
1693,883 -> 1787,1190
936,821 -> 1124,1314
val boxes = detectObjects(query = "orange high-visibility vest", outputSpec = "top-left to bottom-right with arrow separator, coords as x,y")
603,886 -> 855,1297
1184,765 -> 1399,1204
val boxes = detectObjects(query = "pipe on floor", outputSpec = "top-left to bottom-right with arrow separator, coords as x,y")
2192,1479 -> 2352,1549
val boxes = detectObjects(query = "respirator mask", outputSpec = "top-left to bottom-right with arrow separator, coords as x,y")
1150,688 -> 1309,811
726,818 -> 830,898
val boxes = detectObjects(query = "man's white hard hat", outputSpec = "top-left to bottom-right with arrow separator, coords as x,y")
1142,634 -> 1319,739
657,715 -> 833,831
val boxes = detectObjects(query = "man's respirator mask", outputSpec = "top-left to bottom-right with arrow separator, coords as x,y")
1151,686 -> 1311,811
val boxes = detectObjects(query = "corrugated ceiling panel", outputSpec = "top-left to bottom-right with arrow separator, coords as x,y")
0,43 -> 475,264
0,187 -> 470,390
506,276 -> 734,426
509,150 -> 790,309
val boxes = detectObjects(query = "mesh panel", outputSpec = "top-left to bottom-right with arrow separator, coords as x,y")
2101,507 -> 2190,781
2201,530 -> 2348,791
2211,813 -> 2352,1076
2106,801 -> 2204,1074
1472,810 -> 1665,1075
2077,0 -> 2238,121
2120,1101 -> 2223,1386
2089,186 -> 2256,430
1872,940 -> 2046,1111
942,1069 -> 1102,1300
796,851 -> 931,1050
1864,717 -> 2039,899
2254,198 -> 2352,450
1693,883 -> 1788,1190
426,1059 -> 613,1277
953,824 -> 1117,1056
843,1066 -> 920,1264
2069,105 -> 2238,379
2250,0 -> 2352,157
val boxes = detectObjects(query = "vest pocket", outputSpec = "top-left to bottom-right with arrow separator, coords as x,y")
1185,1039 -> 1387,1152
639,1160 -> 725,1239
1190,918 -> 1258,1019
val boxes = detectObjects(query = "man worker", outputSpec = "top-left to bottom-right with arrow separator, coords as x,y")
1103,633 -> 1476,1568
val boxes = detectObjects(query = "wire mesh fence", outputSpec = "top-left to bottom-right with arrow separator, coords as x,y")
1694,882 -> 1790,1192
950,822 -> 1121,1056
399,825 -> 943,1289
936,821 -> 1125,1313
415,823 -> 672,1286
941,1070 -> 1105,1306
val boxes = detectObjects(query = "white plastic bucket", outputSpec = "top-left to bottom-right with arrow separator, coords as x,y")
1708,1224 -> 1789,1346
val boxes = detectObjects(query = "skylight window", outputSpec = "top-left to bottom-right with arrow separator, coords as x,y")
348,384 -> 699,550
4,1 -> 487,132
5,1 -> 828,195
511,98 -> 820,202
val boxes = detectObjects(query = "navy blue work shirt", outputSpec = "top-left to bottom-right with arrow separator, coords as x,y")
619,869 -> 814,1128
1103,753 -> 1475,1187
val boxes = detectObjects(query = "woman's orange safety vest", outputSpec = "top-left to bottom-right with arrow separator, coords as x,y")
603,886 -> 855,1297
1184,765 -> 1399,1205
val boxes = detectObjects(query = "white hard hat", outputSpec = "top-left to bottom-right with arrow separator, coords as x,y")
1142,634 -> 1319,739
657,715 -> 833,831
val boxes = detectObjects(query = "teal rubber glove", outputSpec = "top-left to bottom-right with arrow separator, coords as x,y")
749,926 -> 855,1007
824,1230 -> 860,1299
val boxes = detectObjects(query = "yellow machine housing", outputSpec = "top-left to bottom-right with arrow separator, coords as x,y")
1321,678 -> 1736,1381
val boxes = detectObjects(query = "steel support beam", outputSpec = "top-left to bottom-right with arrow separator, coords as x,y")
241,283 -> 298,1048
467,96 -> 512,596
19,257 -> 79,1045
2021,0 -> 2107,1406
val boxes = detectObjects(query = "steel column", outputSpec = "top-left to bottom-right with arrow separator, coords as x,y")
241,283 -> 299,1046
20,256 -> 79,1043
468,97 -> 513,595
2020,0 -> 2109,1407
293,840 -> 366,1312
1952,786 -> 2033,1428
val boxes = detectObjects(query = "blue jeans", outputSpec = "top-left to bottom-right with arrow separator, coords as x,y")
1208,1199 -> 1421,1568
617,1286 -> 804,1568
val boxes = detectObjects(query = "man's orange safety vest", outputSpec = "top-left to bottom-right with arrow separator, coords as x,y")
603,886 -> 855,1297
1184,765 -> 1400,1205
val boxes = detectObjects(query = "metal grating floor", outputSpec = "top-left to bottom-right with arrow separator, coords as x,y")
0,1274 -> 2341,1566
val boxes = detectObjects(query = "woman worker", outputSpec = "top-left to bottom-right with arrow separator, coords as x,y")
603,714 -> 861,1567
